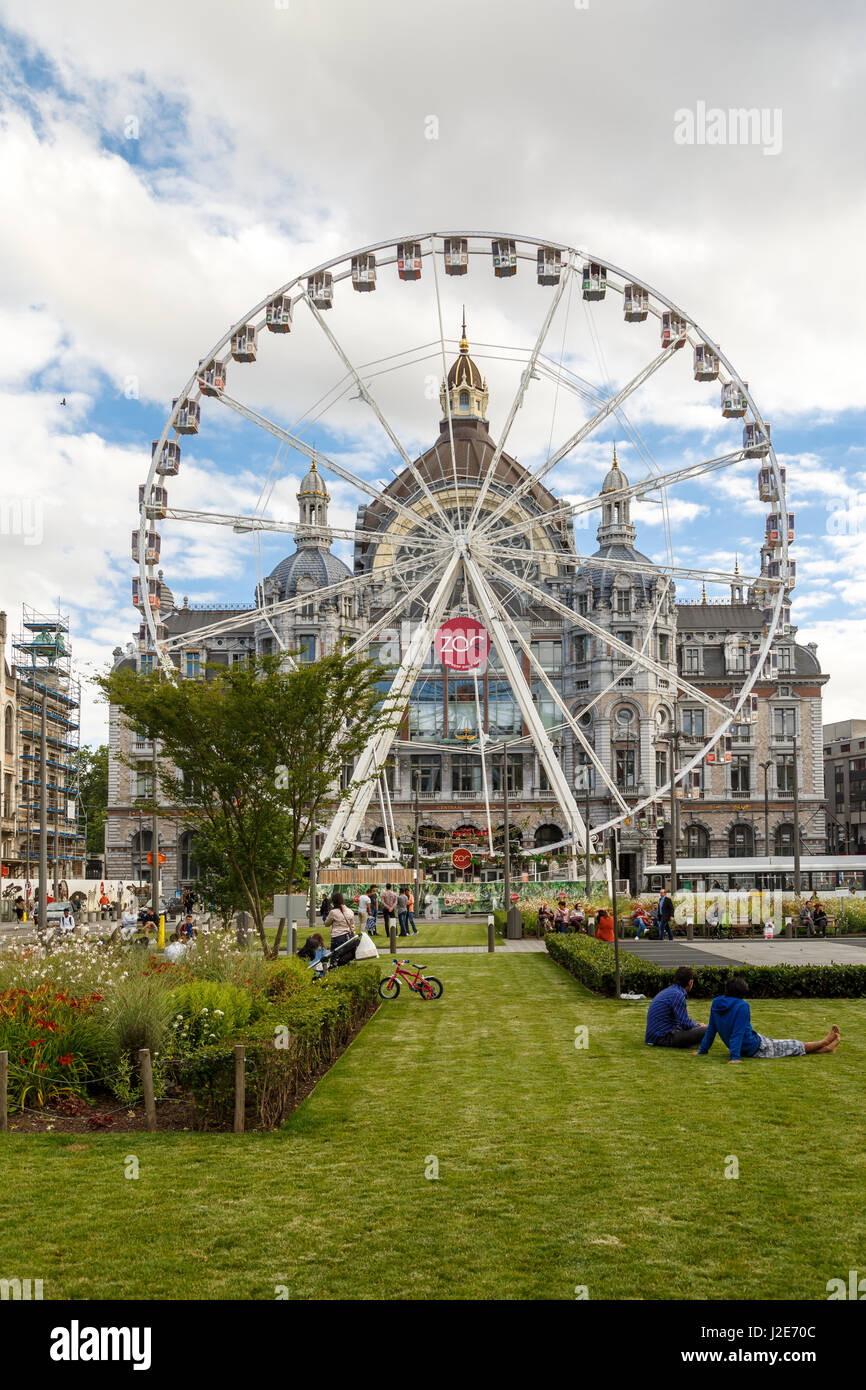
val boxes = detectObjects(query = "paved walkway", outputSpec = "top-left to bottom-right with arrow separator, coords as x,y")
622,936 -> 866,968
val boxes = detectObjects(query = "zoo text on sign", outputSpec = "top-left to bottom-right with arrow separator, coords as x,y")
434,618 -> 490,671
451,848 -> 473,871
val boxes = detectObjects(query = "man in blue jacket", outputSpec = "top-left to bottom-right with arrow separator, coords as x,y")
645,966 -> 707,1047
697,976 -> 841,1062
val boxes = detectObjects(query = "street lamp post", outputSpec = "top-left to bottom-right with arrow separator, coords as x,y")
413,770 -> 421,920
502,740 -> 511,908
760,759 -> 772,864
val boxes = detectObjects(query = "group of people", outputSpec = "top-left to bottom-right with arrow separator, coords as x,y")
799,896 -> 830,937
536,899 -> 616,942
644,966 -> 842,1061
319,883 -> 419,938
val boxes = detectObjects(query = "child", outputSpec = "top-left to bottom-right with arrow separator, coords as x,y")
697,976 -> 841,1062
298,931 -> 328,978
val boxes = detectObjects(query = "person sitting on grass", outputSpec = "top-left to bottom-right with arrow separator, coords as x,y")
297,931 -> 328,977
164,931 -> 188,963
645,966 -> 707,1048
696,975 -> 841,1062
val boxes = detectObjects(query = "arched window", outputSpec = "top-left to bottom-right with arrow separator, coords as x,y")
3,705 -> 12,754
685,824 -> 709,856
459,390 -> 470,410
534,824 -> 562,848
179,829 -> 199,882
728,823 -> 754,858
370,826 -> 387,849
774,823 -> 795,855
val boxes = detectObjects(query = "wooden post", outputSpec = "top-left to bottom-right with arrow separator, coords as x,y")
389,922 -> 397,954
233,1044 -> 245,1134
0,1051 -> 8,1132
487,914 -> 495,953
291,923 -> 297,956
139,1048 -> 157,1132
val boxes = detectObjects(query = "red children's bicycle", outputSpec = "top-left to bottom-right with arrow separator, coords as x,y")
378,958 -> 443,1001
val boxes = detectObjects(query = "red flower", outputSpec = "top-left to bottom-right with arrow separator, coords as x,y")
29,1039 -> 41,1047
59,1054 -> 74,1066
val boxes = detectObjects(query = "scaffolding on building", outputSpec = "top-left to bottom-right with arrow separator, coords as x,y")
12,606 -> 85,887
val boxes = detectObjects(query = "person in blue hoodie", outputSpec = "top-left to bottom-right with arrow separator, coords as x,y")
697,976 -> 841,1062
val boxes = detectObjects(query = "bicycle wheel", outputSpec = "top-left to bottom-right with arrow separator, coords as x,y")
378,977 -> 400,999
421,977 -> 443,1000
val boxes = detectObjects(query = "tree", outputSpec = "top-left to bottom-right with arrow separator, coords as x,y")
73,745 -> 109,857
99,652 -> 392,957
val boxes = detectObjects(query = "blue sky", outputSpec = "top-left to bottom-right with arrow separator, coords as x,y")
0,0 -> 864,743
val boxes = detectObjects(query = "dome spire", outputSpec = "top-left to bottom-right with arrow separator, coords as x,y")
460,306 -> 469,353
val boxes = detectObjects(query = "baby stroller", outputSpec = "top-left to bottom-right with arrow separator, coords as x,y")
305,933 -> 361,978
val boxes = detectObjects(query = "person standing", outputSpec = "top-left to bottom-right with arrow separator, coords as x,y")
324,892 -> 355,953
14,894 -> 25,924
367,885 -> 379,935
396,887 -> 410,936
319,892 -> 332,923
381,883 -> 397,935
406,887 -> 418,934
358,887 -> 373,934
658,887 -> 674,941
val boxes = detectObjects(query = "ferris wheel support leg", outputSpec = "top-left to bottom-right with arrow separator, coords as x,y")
463,555 -> 587,860
318,553 -> 461,864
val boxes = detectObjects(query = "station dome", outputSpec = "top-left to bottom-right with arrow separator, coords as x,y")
266,548 -> 351,599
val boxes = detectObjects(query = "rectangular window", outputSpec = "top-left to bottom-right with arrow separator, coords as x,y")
451,756 -> 482,794
773,706 -> 797,738
615,746 -> 636,790
531,639 -> 562,674
577,594 -> 588,616
657,633 -> 670,662
731,754 -> 751,793
683,646 -> 701,673
681,708 -> 705,738
573,635 -> 587,664
185,650 -> 201,679
615,590 -> 630,616
135,768 -> 153,801
655,749 -> 667,786
491,755 -> 523,794
409,755 -> 441,793
728,646 -> 747,672
297,635 -> 316,664
776,752 -> 795,793
615,630 -> 633,648
731,720 -> 752,741
231,651 -> 248,666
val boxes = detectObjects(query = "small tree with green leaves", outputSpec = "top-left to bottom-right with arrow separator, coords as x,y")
100,651 -> 392,957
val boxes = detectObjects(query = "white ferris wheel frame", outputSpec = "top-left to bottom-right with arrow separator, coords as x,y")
137,230 -> 790,868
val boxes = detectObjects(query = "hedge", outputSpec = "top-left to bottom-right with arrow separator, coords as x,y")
169,961 -> 381,1128
544,932 -> 866,999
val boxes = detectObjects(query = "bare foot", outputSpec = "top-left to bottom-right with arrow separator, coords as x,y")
817,1037 -> 841,1053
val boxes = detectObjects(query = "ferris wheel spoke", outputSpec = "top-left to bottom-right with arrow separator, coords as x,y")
213,389 -> 444,542
301,292 -> 455,535
479,541 -> 767,589
463,554 -> 585,863
475,343 -> 679,537
345,557 -> 449,658
484,578 -> 630,815
467,254 -> 576,530
429,235 -> 463,531
482,553 -> 731,718
319,552 -> 463,862
157,556 -> 430,654
490,447 -> 749,545
165,506 -> 448,555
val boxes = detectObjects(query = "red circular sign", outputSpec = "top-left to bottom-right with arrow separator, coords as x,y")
510,892 -> 519,903
435,617 -> 489,671
451,847 -> 473,871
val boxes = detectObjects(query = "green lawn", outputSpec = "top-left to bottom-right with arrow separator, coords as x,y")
2,954 -> 864,1300
268,920 -> 492,950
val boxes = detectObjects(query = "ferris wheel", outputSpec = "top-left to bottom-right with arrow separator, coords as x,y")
135,231 -> 791,873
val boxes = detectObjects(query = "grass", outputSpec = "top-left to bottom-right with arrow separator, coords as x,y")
2,954 -> 864,1300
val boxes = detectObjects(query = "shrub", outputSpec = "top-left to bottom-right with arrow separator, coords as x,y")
165,979 -> 253,1054
0,984 -> 109,1109
171,962 -> 381,1128
263,955 -> 310,1004
95,972 -> 177,1064
179,930 -> 269,993
545,931 -> 866,999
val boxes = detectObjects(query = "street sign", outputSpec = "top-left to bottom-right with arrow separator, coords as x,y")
510,892 -> 519,903
435,617 -> 489,672
451,847 -> 473,871
146,851 -> 166,866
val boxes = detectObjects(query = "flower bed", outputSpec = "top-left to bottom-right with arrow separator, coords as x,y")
0,934 -> 380,1130
545,931 -> 866,998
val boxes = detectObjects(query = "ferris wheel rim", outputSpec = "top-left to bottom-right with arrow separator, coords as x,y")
136,229 -> 790,845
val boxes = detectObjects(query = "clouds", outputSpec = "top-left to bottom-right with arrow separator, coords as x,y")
0,0 -> 864,742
